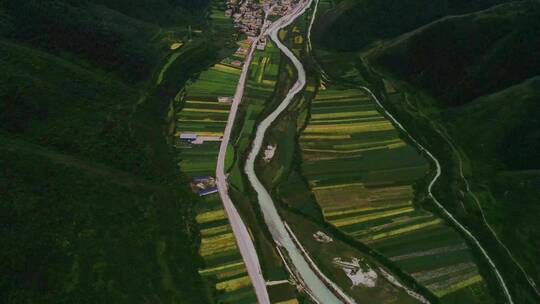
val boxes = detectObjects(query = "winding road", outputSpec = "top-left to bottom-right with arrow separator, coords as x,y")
215,9 -> 272,304
361,87 -> 514,304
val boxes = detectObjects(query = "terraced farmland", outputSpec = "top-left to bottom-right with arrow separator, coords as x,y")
173,32 -> 257,303
230,39 -> 283,190
299,88 -> 495,303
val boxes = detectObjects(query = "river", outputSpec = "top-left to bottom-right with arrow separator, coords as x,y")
243,1 -> 350,303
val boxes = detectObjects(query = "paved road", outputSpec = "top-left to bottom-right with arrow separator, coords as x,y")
215,11 -> 272,304
361,87 -> 514,304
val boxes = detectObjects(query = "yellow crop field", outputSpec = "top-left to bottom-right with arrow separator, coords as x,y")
312,97 -> 371,105
178,119 -> 228,123
303,147 -> 380,154
262,79 -> 276,86
314,185 -> 370,209
432,275 -> 483,297
276,299 -> 300,304
170,42 -> 183,50
308,116 -> 384,125
313,182 -> 365,190
185,100 -> 227,106
315,91 -> 366,100
304,121 -> 394,134
388,141 -> 407,149
302,134 -> 352,140
363,219 -> 443,242
332,138 -> 402,150
199,261 -> 245,276
185,99 -> 217,103
196,209 -> 227,224
175,131 -> 224,137
350,214 -> 434,238
215,266 -> 248,280
213,64 -> 241,74
305,84 -> 316,92
323,201 -> 412,218
199,233 -> 238,257
200,224 -> 231,237
310,110 -> 379,120
215,275 -> 251,292
332,206 -> 415,227
182,108 -> 230,114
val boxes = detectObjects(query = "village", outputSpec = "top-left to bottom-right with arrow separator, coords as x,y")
177,0 -> 297,197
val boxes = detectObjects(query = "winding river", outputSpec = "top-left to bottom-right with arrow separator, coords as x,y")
243,1 -> 350,303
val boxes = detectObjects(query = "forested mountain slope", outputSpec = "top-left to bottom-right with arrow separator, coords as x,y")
368,1 -> 540,105
0,0 -> 217,303
314,0 -> 513,51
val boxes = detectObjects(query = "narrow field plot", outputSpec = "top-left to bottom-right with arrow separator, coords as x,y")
200,224 -> 232,238
197,209 -> 227,224
213,63 -> 242,74
304,121 -> 394,134
199,261 -> 245,277
361,218 -> 443,242
216,275 -> 252,292
332,206 -> 416,228
431,274 -> 483,297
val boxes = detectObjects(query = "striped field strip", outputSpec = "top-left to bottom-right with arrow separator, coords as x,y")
332,206 -> 415,227
182,108 -> 230,113
363,219 -> 443,242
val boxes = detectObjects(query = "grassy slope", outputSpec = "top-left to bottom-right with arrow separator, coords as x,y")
314,0 -> 512,51
448,77 -> 540,280
368,1 -> 540,105
0,1 -> 219,303
2,0 -> 177,83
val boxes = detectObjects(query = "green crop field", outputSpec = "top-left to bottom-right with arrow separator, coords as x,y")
298,87 -> 495,303
169,5 -> 262,303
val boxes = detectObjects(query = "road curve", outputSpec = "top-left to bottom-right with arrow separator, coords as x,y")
215,13 -> 272,304
243,1 -> 354,303
361,87 -> 514,304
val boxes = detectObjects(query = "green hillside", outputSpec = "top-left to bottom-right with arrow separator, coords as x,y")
449,76 -> 540,170
368,1 -> 540,105
0,0 -> 220,303
314,0 -> 511,51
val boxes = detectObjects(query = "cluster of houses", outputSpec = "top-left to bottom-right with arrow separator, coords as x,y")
191,176 -> 218,196
226,0 -> 264,37
225,0 -> 295,39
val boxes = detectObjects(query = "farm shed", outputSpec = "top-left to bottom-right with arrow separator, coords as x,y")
180,133 -> 198,141
198,187 -> 218,196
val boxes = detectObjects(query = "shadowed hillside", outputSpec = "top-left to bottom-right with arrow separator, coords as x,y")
1,0 -> 204,83
314,0 -> 512,51
0,1 -> 220,303
369,1 -> 540,105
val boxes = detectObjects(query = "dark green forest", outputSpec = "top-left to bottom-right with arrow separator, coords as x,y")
314,0 -> 512,50
0,0 -> 221,303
